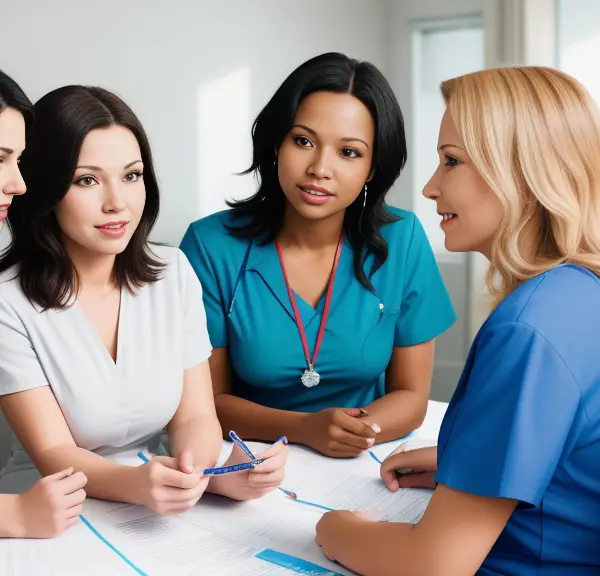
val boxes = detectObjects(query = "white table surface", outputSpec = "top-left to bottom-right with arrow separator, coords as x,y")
0,399 -> 448,575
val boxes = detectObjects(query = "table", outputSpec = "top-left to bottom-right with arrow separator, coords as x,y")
0,400 -> 448,576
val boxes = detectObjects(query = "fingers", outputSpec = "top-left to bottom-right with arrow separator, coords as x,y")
65,503 -> 85,520
57,471 -> 88,495
63,488 -> 87,509
65,516 -> 81,530
329,442 -> 364,458
178,451 -> 194,474
330,427 -> 375,450
380,446 -> 437,491
396,471 -> 437,490
44,467 -> 74,481
333,410 -> 379,438
149,460 -> 202,490
254,441 -> 287,472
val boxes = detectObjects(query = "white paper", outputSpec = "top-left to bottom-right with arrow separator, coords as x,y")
183,494 -> 353,576
282,446 -> 433,523
86,502 -> 276,576
0,521 -> 134,576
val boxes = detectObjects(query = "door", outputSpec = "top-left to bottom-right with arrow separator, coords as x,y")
385,0 -> 499,401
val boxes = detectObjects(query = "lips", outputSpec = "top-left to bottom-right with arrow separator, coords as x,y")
95,221 -> 128,230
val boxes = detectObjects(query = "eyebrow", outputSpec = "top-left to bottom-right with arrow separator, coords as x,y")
0,147 -> 14,155
292,124 -> 370,148
438,143 -> 465,152
75,160 -> 143,171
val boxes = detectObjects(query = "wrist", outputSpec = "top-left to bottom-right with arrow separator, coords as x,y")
1,494 -> 26,538
286,411 -> 312,445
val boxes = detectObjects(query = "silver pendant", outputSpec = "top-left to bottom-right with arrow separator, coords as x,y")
301,366 -> 320,388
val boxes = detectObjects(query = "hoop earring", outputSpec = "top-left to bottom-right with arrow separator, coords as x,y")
359,183 -> 368,237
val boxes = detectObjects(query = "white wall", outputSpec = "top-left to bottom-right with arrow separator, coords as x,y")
0,0 -> 388,468
1,0 -> 388,246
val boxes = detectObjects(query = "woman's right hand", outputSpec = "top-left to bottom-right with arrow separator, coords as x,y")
380,445 -> 438,491
301,408 -> 380,457
17,467 -> 88,538
134,453 -> 209,515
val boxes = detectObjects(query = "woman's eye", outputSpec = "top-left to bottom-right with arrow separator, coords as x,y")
75,176 -> 96,187
293,135 -> 313,147
124,171 -> 142,182
444,155 -> 460,168
341,148 -> 361,159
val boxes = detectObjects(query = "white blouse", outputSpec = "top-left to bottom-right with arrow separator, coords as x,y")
0,245 -> 212,492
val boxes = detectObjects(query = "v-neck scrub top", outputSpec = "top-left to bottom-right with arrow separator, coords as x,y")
0,246 -> 212,493
180,206 -> 456,413
435,265 -> 600,575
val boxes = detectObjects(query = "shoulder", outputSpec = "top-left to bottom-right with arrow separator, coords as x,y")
485,265 -> 600,371
379,206 -> 424,249
491,265 -> 600,327
182,210 -> 246,251
180,210 -> 252,271
0,266 -> 27,308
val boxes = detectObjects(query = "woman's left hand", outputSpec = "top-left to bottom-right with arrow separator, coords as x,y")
209,440 -> 288,501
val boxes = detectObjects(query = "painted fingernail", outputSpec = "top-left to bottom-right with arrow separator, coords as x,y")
367,438 -> 375,446
370,423 -> 382,434
275,436 -> 288,445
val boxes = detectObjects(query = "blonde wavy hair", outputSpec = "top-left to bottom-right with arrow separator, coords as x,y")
441,67 -> 600,303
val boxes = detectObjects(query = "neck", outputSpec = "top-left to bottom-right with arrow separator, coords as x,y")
62,236 -> 117,293
278,204 -> 344,250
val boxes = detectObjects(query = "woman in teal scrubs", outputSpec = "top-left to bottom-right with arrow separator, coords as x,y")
181,53 -> 456,458
315,67 -> 600,575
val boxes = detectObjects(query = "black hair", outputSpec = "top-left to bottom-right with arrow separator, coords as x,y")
227,52 -> 407,290
0,68 -> 34,135
0,85 -> 165,309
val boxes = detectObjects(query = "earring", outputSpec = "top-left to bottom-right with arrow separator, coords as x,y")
363,183 -> 368,210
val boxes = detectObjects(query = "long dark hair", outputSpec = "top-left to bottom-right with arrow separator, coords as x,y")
228,52 -> 407,290
0,68 -> 34,137
0,86 -> 165,309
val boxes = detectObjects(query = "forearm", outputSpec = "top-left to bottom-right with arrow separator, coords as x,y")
333,520 -> 417,576
215,394 -> 307,444
364,390 -> 427,444
168,414 -> 222,470
0,494 -> 23,538
38,445 -> 141,504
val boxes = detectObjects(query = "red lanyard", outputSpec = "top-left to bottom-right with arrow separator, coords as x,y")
274,235 -> 344,383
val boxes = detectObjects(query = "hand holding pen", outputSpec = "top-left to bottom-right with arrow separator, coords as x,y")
209,432 -> 289,502
301,407 -> 381,458
134,451 -> 212,516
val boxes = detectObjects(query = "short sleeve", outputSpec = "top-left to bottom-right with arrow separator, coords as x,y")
0,295 -> 49,395
180,225 -> 228,348
435,321 -> 582,507
178,250 -> 213,370
394,216 -> 456,346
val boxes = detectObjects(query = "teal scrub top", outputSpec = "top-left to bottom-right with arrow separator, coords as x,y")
436,265 -> 600,575
180,206 -> 456,413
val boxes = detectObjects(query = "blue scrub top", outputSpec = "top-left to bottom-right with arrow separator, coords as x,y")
180,207 -> 456,413
436,265 -> 600,575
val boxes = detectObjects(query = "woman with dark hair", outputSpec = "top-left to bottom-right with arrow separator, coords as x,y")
0,69 -> 88,539
0,85 -> 287,514
181,53 -> 456,457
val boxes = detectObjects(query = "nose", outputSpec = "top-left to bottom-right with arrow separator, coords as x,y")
307,147 -> 334,180
102,180 -> 127,214
3,163 -> 27,197
422,167 -> 441,201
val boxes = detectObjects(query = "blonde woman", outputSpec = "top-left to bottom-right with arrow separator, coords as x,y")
315,66 -> 600,575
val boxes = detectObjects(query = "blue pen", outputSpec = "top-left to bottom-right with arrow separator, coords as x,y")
136,451 -> 263,475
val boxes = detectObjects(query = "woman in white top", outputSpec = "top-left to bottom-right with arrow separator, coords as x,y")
0,84 -> 287,516
0,69 -> 88,539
